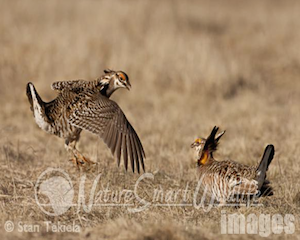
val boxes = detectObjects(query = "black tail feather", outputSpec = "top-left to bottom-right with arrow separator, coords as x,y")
255,144 -> 275,191
256,145 -> 275,173
204,126 -> 225,153
259,181 -> 274,197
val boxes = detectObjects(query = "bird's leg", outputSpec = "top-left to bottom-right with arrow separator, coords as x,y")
65,140 -> 95,168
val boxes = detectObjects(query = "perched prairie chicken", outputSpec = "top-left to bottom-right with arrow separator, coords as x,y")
191,126 -> 274,204
26,69 -> 145,172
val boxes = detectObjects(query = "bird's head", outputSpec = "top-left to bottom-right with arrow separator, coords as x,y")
99,69 -> 131,97
191,126 -> 225,165
191,137 -> 207,164
106,69 -> 131,90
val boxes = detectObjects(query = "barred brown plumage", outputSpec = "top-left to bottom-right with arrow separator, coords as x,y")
26,69 -> 145,173
191,126 -> 274,204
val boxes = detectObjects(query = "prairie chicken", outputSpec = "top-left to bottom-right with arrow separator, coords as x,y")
26,69 -> 145,172
191,126 -> 274,204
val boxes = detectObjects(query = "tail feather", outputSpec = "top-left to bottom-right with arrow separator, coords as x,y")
204,126 -> 225,153
255,144 -> 275,190
26,82 -> 44,112
26,83 -> 34,111
259,181 -> 274,197
26,82 -> 51,131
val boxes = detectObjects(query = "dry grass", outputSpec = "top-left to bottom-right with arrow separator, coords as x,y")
1,0 -> 300,239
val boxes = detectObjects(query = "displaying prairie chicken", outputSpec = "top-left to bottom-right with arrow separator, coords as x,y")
26,69 -> 145,172
191,126 -> 274,204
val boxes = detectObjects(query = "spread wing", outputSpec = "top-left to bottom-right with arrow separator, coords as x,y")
68,93 -> 145,173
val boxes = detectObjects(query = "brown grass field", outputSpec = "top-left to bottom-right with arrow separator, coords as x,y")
1,0 -> 300,239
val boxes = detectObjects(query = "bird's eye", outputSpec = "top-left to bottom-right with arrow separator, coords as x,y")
118,73 -> 126,81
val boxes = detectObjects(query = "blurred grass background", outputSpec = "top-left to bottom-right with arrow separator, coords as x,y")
1,0 -> 300,239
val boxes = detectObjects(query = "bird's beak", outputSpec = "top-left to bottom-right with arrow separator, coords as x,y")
125,82 -> 131,91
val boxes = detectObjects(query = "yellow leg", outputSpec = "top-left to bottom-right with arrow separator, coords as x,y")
65,141 -> 95,168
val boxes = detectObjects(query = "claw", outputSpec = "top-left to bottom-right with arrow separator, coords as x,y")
69,153 -> 95,169
65,141 -> 95,169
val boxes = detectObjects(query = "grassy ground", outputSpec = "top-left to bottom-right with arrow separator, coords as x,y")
1,0 -> 300,239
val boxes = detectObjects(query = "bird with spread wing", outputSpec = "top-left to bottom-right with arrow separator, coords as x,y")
26,69 -> 145,172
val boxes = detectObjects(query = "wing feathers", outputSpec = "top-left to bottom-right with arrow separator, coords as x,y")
134,128 -> 146,158
116,132 -> 122,167
68,94 -> 145,173
110,127 -> 118,155
106,121 -> 115,149
102,121 -> 110,142
122,134 -> 128,171
130,134 -> 140,173
127,134 -> 134,173
132,128 -> 145,171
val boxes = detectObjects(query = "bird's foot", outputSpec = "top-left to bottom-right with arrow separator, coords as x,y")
69,152 -> 95,169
